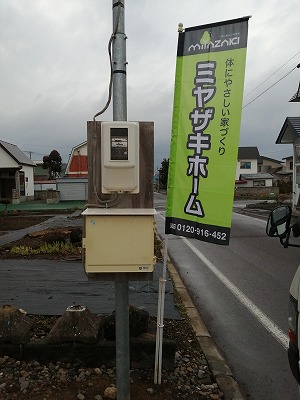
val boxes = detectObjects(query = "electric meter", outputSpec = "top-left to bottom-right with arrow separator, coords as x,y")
101,121 -> 139,193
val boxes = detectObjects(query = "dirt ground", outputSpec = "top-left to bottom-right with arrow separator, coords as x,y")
0,210 -> 222,400
0,209 -> 75,233
0,211 -> 162,262
0,210 -> 82,260
0,213 -> 50,232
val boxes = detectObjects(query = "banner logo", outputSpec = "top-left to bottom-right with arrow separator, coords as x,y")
188,31 -> 241,53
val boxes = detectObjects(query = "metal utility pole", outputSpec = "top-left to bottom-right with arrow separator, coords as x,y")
112,1 -> 130,399
113,0 -> 127,121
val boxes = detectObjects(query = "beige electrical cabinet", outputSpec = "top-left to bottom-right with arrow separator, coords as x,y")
82,208 -> 156,273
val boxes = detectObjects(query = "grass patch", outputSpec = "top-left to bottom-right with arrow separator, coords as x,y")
10,241 -> 81,256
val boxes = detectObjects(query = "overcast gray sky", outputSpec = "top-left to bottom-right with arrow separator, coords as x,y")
1,0 -> 300,169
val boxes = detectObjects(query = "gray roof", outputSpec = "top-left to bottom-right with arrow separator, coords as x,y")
238,146 -> 260,160
276,117 -> 300,144
289,83 -> 300,103
0,140 -> 36,167
257,155 -> 282,164
277,170 -> 292,176
240,173 -> 273,180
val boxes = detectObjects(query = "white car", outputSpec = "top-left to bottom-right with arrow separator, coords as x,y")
267,206 -> 300,387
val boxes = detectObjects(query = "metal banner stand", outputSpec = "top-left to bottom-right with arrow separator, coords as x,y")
154,234 -> 169,384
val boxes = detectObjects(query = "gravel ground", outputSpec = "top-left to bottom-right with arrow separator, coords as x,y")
0,317 -> 223,400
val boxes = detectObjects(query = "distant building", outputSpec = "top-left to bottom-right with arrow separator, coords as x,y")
65,142 -> 88,178
276,116 -> 300,207
257,156 -> 284,184
33,160 -> 48,181
276,156 -> 293,181
0,140 -> 36,203
55,141 -> 88,201
258,156 -> 283,173
235,147 -> 276,197
236,146 -> 260,178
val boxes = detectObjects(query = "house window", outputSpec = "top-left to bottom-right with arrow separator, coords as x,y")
253,180 -> 265,187
240,161 -> 251,169
290,161 -> 293,170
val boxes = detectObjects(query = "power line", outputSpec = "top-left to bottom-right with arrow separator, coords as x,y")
23,150 -> 47,158
244,51 -> 300,99
242,64 -> 300,109
17,143 -> 72,149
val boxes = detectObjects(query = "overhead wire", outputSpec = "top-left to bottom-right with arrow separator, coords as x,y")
242,63 -> 300,109
243,51 -> 300,99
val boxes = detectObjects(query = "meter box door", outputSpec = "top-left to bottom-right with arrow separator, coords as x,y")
82,208 -> 156,273
101,121 -> 139,193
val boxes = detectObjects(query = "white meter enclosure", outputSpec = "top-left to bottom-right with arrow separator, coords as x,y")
101,121 -> 139,193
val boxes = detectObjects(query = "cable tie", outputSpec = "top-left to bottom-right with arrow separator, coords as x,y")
112,69 -> 126,75
159,277 -> 167,283
113,1 -> 124,8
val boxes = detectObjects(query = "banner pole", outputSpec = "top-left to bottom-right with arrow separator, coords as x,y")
154,234 -> 169,384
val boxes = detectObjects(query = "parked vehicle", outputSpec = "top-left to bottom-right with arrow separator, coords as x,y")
266,205 -> 300,387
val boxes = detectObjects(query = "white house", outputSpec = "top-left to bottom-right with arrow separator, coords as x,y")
236,147 -> 274,186
236,146 -> 260,179
235,147 -> 275,196
276,117 -> 300,208
0,140 -> 36,203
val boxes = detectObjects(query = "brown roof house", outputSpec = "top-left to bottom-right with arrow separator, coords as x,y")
257,156 -> 286,184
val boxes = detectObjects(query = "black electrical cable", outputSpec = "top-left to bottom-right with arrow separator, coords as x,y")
93,4 -> 121,121
90,4 -> 130,208
244,51 -> 300,99
243,64 -> 300,109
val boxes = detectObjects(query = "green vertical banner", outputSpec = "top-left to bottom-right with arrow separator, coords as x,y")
165,17 -> 249,245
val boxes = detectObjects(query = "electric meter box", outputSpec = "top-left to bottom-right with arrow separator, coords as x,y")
82,208 -> 156,273
101,121 -> 139,193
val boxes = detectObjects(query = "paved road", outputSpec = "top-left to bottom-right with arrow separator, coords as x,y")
154,192 -> 300,400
